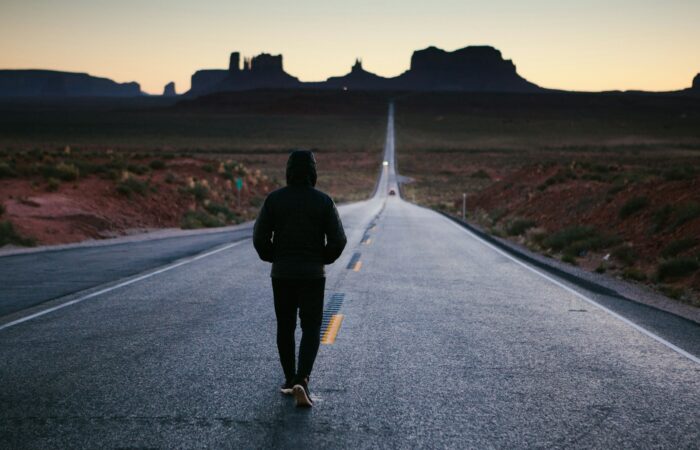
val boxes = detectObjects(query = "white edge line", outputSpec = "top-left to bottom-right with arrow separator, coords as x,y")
0,239 -> 248,332
442,215 -> 700,365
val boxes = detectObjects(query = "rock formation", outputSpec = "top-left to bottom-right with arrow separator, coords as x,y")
190,52 -> 301,95
392,46 -> 540,92
0,70 -> 141,97
321,59 -> 391,90
693,73 -> 700,90
190,69 -> 228,96
163,81 -> 176,96
186,46 -> 542,96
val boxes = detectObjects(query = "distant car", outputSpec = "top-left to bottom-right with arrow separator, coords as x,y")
388,189 -> 396,196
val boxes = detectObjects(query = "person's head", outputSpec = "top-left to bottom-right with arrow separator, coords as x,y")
286,150 -> 317,187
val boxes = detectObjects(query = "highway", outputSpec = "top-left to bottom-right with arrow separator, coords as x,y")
1,104 -> 699,449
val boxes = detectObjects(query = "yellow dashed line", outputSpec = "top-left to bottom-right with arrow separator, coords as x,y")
353,261 -> 362,272
321,314 -> 344,344
364,238 -> 372,245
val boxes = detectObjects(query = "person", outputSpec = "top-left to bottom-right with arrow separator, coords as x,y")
253,150 -> 347,407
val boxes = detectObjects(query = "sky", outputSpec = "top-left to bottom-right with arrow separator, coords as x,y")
1,0 -> 699,94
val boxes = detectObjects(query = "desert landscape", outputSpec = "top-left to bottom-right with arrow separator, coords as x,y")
3,0 -> 700,445
395,93 -> 700,306
0,93 -> 386,246
2,89 -> 699,306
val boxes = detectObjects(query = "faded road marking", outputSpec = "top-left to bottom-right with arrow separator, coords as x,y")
353,261 -> 363,272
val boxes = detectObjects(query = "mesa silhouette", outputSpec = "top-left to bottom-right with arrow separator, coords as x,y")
1,45 -> 699,98
189,45 -> 540,95
0,70 -> 141,97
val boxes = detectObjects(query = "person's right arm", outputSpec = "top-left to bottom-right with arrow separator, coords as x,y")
253,197 -> 274,263
323,199 -> 347,264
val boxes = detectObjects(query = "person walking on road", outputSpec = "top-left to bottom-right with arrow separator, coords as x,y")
253,150 -> 347,407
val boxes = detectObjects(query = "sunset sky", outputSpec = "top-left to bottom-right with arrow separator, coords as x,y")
1,0 -> 698,94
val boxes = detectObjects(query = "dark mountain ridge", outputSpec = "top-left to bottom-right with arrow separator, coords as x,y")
0,70 -> 141,97
188,45 -> 542,95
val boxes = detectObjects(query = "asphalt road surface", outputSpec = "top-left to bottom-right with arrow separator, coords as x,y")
1,104 -> 699,449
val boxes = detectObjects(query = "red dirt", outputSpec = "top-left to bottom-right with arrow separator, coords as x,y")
467,162 -> 700,301
0,156 -> 274,245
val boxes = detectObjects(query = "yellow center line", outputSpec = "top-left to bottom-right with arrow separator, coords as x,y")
321,314 -> 344,344
364,238 -> 372,245
353,261 -> 362,272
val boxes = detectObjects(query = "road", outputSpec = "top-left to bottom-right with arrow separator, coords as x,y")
1,104 -> 699,449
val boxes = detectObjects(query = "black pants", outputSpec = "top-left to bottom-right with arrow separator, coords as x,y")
271,277 -> 325,381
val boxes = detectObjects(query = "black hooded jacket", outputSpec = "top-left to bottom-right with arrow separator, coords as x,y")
253,150 -> 347,278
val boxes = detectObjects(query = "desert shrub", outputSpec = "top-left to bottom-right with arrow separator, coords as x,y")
612,245 -> 638,266
671,202 -> 700,229
149,160 -> 166,170
543,225 -> 619,257
93,163 -> 113,176
620,170 -> 648,184
202,164 -> 214,173
607,181 -> 626,196
116,176 -> 148,198
181,210 -> 225,229
99,169 -> 122,181
203,202 -> 238,221
106,158 -> 127,171
661,238 -> 699,258
595,264 -> 607,274
591,164 -> 616,174
527,228 -> 548,246
41,162 -> 79,181
622,268 -> 647,281
0,161 -> 16,178
561,254 -> 578,265
488,226 -> 506,238
0,221 -> 35,247
488,208 -> 507,225
537,168 -> 576,191
506,218 -> 536,236
66,159 -> 102,177
46,177 -> 60,192
659,285 -> 684,300
250,196 -> 264,208
126,164 -> 149,175
656,258 -> 699,281
563,236 -> 620,258
542,225 -> 597,251
619,196 -> 649,219
662,166 -> 696,181
187,182 -> 209,202
470,169 -> 491,180
652,205 -> 673,233
27,148 -> 44,160
0,204 -> 4,216
582,173 -> 605,182
164,172 -> 176,184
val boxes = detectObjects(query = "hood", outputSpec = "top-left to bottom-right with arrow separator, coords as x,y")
286,150 -> 317,187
